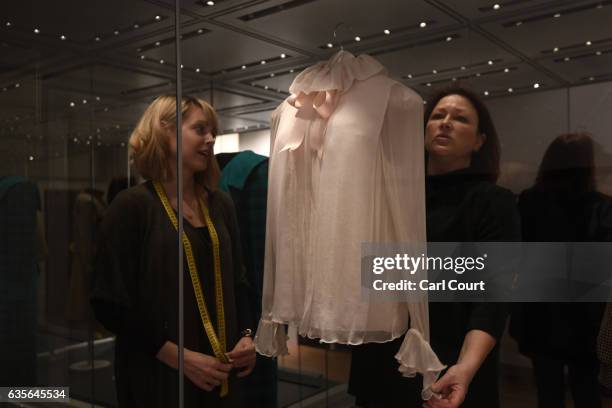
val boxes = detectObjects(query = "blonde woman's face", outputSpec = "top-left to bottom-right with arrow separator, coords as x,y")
167,106 -> 215,174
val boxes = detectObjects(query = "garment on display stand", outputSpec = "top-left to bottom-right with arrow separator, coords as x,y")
254,50 -> 445,394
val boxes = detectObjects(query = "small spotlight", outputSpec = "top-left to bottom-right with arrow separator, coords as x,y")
596,51 -> 602,56
407,74 -> 413,78
476,72 -> 481,77
114,30 -> 120,35
280,53 -> 286,58
327,43 -> 333,48
484,91 -> 489,96
60,35 -> 67,40
354,36 -> 361,42
553,47 -> 559,52
586,41 -> 592,46
140,55 -> 146,60
504,68 -> 510,73
270,73 -> 275,77
160,59 -> 165,64
432,69 -> 437,74
426,83 -> 431,87
420,21 -> 427,28
195,68 -> 201,73
134,24 -> 140,29
155,15 -> 161,21
564,56 -> 570,61
95,36 -> 101,42
289,69 -> 295,73
384,29 -> 391,35
69,102 -> 75,107
493,4 -> 501,10
241,65 -> 246,69
14,83 -> 20,88
461,66 -> 466,70
197,29 -> 204,34
155,41 -> 160,46
5,22 -> 11,27
82,99 -> 87,104
446,36 -> 453,42
508,88 -> 513,93
34,28 -> 40,34
29,156 -> 34,161
260,60 -> 266,64
515,21 -> 523,26
95,96 -> 100,101
554,13 -> 561,18
589,76 -> 595,81
264,86 -> 269,90
488,60 -> 494,65
533,83 -> 540,89
207,0 -> 215,5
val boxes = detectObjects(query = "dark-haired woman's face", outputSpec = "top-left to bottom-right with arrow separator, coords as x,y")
425,94 -> 484,167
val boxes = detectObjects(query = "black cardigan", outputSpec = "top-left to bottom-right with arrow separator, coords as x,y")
91,181 -> 253,408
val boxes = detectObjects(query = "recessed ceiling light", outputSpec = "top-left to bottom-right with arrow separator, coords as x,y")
104,107 -> 109,112
493,4 -> 501,10
586,41 -> 592,46
260,60 -> 266,64
484,91 -> 489,96
155,15 -> 161,20
589,76 -> 595,81
426,82 -> 431,87
515,21 -> 523,26
504,68 -> 510,73
60,35 -> 67,40
280,53 -> 286,58
461,66 -> 466,70
553,13 -> 561,18
155,41 -> 160,46
197,29 -> 204,34
533,83 -> 540,88
29,156 -> 34,161
241,65 -> 246,69
2,88 -> 7,92
384,29 -> 391,35
289,69 -> 295,73
476,72 -> 481,77
327,43 -> 333,48
180,64 -> 184,69
95,96 -> 100,101
140,55 -> 146,60
596,51 -> 602,56
114,30 -> 120,35
432,69 -> 437,74
206,0 -> 215,5
423,101 -> 427,105
270,73 -> 275,77
69,102 -> 75,107
196,68 -> 201,73
34,28 -> 40,34
134,24 -> 140,29
488,60 -> 494,65
264,85 -> 269,90
95,36 -> 101,42
407,74 -> 413,78
15,83 -> 20,88
354,36 -> 361,42
446,36 -> 453,42
82,99 -> 87,104
420,22 -> 427,28
5,22 -> 11,27
553,47 -> 559,52
452,77 -> 457,81
597,3 -> 603,8
508,88 -> 513,93
160,59 -> 165,64
564,56 -> 570,61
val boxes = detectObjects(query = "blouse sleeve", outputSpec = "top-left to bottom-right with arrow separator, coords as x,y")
466,187 -> 521,339
90,190 -> 167,357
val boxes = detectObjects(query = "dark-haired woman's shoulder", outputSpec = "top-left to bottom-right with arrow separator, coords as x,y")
470,180 -> 521,242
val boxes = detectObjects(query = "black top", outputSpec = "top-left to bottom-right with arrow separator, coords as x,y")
91,181 -> 253,408
510,187 -> 612,359
349,168 -> 521,408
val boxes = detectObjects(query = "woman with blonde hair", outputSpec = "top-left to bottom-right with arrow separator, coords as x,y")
91,94 -> 255,407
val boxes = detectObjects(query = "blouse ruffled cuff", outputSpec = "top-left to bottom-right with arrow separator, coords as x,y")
254,319 -> 289,357
395,328 -> 447,400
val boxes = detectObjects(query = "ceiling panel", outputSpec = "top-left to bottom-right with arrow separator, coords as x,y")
218,0 -> 456,50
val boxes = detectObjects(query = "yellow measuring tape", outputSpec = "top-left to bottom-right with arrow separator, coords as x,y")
153,181 -> 229,397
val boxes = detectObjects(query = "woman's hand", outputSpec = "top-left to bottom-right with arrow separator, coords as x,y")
225,336 -> 256,377
184,349 -> 232,392
423,364 -> 470,408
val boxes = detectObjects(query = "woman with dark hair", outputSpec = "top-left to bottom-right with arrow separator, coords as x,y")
511,133 -> 612,408
349,87 -> 520,408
